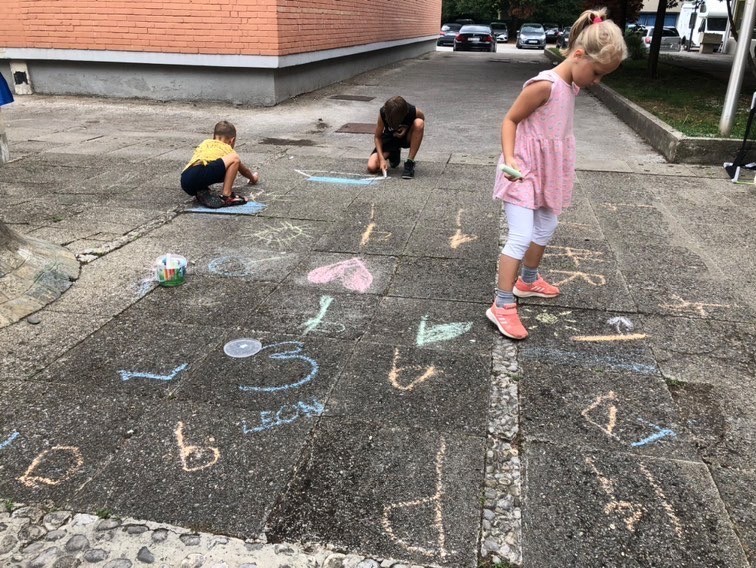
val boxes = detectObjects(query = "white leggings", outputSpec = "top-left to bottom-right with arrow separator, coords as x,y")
501,203 -> 559,260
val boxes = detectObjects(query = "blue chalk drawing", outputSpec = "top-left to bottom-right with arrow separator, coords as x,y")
307,176 -> 374,186
631,420 -> 676,447
0,431 -> 19,451
186,201 -> 267,215
242,398 -> 325,434
521,347 -> 657,375
207,254 -> 284,278
118,363 -> 188,382
238,341 -> 318,393
416,315 -> 472,347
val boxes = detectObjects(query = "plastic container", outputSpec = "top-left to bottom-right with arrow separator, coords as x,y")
155,254 -> 187,287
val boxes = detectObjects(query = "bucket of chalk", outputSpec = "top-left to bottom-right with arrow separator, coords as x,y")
155,253 -> 187,287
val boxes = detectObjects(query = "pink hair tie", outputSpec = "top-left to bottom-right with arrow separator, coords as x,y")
592,16 -> 603,24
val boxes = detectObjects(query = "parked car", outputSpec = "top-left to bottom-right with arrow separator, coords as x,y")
437,23 -> 462,47
453,25 -> 497,52
490,22 -> 509,43
557,25 -> 571,48
642,26 -> 682,51
516,23 -> 546,49
543,23 -> 560,43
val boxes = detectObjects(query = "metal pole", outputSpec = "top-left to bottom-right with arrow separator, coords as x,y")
720,0 -> 756,136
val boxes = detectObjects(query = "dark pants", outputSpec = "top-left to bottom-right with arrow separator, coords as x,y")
180,158 -> 226,196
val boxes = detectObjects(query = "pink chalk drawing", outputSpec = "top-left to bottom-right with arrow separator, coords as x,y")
308,258 -> 373,293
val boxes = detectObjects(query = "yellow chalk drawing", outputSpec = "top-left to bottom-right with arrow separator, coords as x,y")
638,462 -> 683,539
544,246 -> 605,268
659,294 -> 730,317
388,348 -> 443,392
18,446 -> 84,488
585,456 -> 644,532
449,209 -> 478,250
601,203 -> 655,213
382,438 -> 449,558
582,391 -> 620,440
548,270 -> 607,287
175,421 -> 220,472
571,333 -> 648,342
535,313 -> 560,325
246,221 -> 311,249
360,204 -> 392,247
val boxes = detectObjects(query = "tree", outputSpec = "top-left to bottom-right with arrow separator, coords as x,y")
648,1 -> 679,78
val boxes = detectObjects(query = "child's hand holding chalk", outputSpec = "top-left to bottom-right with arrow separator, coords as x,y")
499,163 -> 523,180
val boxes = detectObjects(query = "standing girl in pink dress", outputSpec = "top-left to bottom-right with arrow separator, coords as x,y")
487,8 -> 628,339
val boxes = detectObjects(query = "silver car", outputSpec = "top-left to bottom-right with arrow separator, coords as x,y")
517,23 -> 546,50
642,27 -> 682,51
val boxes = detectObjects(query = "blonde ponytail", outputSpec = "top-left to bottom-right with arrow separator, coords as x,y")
563,7 -> 628,65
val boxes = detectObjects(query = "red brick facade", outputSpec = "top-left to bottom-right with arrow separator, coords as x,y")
0,0 -> 440,57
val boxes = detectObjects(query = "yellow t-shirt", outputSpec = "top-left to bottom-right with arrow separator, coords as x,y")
183,139 -> 233,171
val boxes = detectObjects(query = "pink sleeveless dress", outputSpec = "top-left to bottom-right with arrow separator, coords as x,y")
493,69 -> 579,216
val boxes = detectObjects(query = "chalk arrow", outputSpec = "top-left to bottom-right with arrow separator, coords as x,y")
118,363 -> 188,382
416,316 -> 472,347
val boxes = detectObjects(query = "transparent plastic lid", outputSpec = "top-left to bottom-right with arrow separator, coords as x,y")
223,338 -> 263,358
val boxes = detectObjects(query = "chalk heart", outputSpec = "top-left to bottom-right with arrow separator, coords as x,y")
308,258 -> 373,293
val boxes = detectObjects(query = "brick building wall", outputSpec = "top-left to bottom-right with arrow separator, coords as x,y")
0,0 -> 440,57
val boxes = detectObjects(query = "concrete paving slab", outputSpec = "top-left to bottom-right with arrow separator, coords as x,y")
593,202 -> 674,244
313,218 -> 415,256
0,380 -> 147,505
173,331 -> 353,412
260,183 -> 363,221
710,466 -> 756,566
267,418 -> 484,567
520,361 -> 692,459
389,257 -> 493,304
0,308 -> 109,381
344,186 -> 431,224
0,156 -> 101,185
517,306 -> 657,375
363,296 -> 492,354
71,399 -> 314,537
287,252 -> 397,295
191,247 -> 302,283
325,341 -> 489,434
126,275 -> 277,329
404,223 -> 499,259
577,171 -> 661,204
438,163 -> 496,191
34,317 -> 222,400
0,198 -> 86,225
523,443 -> 750,568
242,284 -> 381,341
614,242 -> 711,277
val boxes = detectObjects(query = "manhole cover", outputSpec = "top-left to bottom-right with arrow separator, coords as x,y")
329,94 -> 375,101
259,137 -> 317,146
336,123 -> 376,134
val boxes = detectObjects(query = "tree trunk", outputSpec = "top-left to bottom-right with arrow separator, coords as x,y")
648,1 -> 669,78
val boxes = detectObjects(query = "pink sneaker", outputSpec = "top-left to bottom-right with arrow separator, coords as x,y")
486,303 -> 528,339
513,275 -> 560,299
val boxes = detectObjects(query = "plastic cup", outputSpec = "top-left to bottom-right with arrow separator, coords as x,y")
155,254 -> 188,287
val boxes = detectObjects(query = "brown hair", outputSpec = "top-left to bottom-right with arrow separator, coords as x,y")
382,96 -> 409,130
213,120 -> 236,139
563,7 -> 628,65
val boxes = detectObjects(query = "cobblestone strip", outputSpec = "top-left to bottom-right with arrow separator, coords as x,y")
0,502 -> 430,568
480,339 -> 522,567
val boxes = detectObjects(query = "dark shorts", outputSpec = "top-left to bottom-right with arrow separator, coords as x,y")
180,158 -> 226,196
371,133 -> 411,156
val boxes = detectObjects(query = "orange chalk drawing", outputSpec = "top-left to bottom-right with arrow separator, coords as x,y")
388,348 -> 443,392
548,270 -> 607,287
449,209 -> 478,250
585,456 -> 644,532
18,446 -> 84,488
360,204 -> 392,247
175,421 -> 220,472
582,391 -> 620,440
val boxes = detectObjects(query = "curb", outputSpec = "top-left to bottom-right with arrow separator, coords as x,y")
544,49 -> 744,164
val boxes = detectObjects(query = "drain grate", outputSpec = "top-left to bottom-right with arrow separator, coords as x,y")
329,94 -> 375,101
259,137 -> 316,146
336,123 -> 376,134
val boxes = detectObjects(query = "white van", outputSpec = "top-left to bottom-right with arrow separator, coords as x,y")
677,0 -> 728,50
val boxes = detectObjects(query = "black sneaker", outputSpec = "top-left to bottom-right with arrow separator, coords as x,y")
389,149 -> 401,168
401,159 -> 415,179
196,189 -> 224,209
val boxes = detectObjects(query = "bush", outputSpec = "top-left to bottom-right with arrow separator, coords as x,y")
624,30 -> 646,60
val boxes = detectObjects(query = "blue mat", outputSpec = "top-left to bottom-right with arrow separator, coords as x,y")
0,76 -> 13,107
186,201 -> 267,215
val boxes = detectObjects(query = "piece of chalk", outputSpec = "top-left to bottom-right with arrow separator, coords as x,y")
382,169 -> 387,178
499,163 -> 523,179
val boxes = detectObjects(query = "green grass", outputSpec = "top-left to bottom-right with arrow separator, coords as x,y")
603,58 -> 752,139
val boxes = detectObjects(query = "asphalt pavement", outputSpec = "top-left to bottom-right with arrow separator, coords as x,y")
0,43 -> 754,567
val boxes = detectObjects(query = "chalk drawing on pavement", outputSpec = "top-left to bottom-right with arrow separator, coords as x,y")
547,270 -> 607,287
416,315 -> 472,347
585,456 -> 644,532
295,169 -> 380,186
308,257 -> 373,293
18,446 -> 84,488
388,348 -> 443,392
175,421 -> 220,472
638,462 -> 683,539
382,437 -> 450,559
301,295 -> 346,336
659,294 -> 730,317
601,203 -> 655,213
208,253 -> 289,278
544,246 -> 605,268
582,391 -> 620,441
118,363 -> 188,383
238,341 -> 319,393
571,333 -> 647,342
0,431 -> 19,451
449,209 -> 478,250
242,399 -> 325,434
521,347 -> 657,375
245,221 -> 312,249
631,420 -> 676,447
361,204 -> 393,247
607,316 -> 634,333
